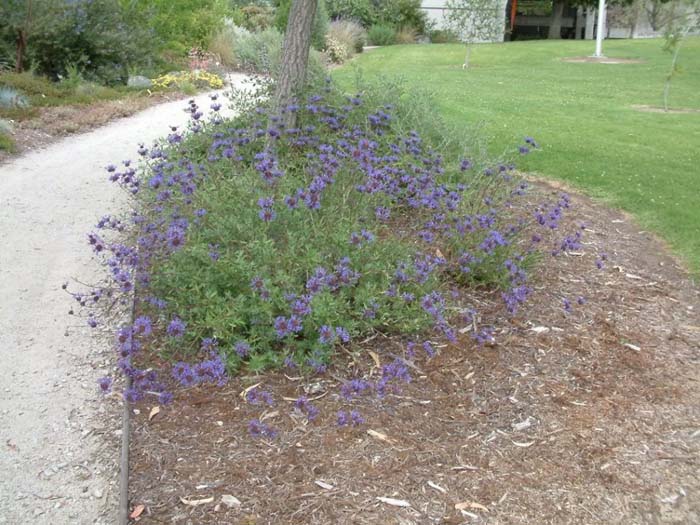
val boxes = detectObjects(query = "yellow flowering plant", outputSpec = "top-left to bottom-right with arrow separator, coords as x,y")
151,71 -> 224,91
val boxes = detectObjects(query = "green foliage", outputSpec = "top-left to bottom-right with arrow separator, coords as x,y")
274,0 -> 329,50
209,23 -> 240,67
325,0 -> 427,32
446,0 -> 504,45
233,26 -> 284,73
127,0 -> 230,55
230,4 -> 276,31
137,77 -> 509,370
0,71 -> 62,99
430,29 -> 461,44
59,64 -> 84,91
313,0 -> 331,50
367,24 -> 397,45
218,23 -> 326,77
325,0 -> 377,27
10,0 -> 157,85
376,0 -> 427,33
0,129 -> 15,153
0,0 -> 54,71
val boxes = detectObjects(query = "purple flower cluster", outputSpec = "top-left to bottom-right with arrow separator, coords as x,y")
258,196 -> 276,222
274,315 -> 303,338
248,419 -> 277,439
376,358 -> 412,397
294,395 -> 319,421
246,387 -> 274,406
337,410 -> 364,426
172,353 -> 227,387
340,378 -> 372,400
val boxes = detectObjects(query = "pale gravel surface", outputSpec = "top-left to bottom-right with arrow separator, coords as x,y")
0,74 -> 248,524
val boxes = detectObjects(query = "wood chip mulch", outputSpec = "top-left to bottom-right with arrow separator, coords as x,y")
127,182 -> 700,524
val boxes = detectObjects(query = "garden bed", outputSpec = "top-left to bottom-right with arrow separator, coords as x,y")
126,182 -> 700,524
0,91 -> 190,163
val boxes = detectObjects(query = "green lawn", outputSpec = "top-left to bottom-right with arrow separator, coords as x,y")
333,38 -> 700,273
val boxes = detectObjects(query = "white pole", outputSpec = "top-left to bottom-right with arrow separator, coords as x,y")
594,0 -> 606,57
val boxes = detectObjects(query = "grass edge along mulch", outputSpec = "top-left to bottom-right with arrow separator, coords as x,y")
331,38 -> 700,274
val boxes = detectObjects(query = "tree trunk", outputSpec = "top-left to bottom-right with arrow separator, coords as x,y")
463,45 -> 472,69
628,0 -> 640,38
15,30 -> 27,73
549,1 -> 566,39
15,0 -> 33,73
274,0 -> 317,127
574,6 -> 582,39
585,7 -> 595,39
663,32 -> 683,111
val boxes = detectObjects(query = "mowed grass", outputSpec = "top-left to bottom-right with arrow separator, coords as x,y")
333,38 -> 700,273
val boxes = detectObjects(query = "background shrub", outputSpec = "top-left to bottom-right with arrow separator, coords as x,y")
0,86 -> 30,109
395,26 -> 418,44
21,0 -> 157,85
0,71 -> 62,100
209,22 -> 240,67
136,0 -> 230,56
214,23 -> 326,78
0,118 -> 12,133
231,5 -> 276,31
429,29 -> 461,43
325,0 -> 376,27
326,19 -> 367,63
376,0 -> 427,34
233,26 -> 284,73
368,24 -> 397,46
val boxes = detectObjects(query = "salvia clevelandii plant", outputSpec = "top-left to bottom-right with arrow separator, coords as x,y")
72,75 -> 597,436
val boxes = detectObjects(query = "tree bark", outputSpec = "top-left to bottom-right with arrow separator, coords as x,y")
463,45 -> 472,69
15,0 -> 33,73
549,0 -> 566,39
574,6 -> 582,39
628,0 -> 640,38
274,0 -> 317,128
585,7 -> 595,39
15,30 -> 27,73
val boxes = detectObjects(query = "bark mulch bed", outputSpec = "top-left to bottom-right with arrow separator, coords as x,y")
128,183 -> 700,524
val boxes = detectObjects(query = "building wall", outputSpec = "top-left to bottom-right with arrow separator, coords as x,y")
607,1 -> 699,38
421,0 -> 452,30
423,0 -> 698,42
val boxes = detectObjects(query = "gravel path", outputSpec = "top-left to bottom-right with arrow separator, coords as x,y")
0,74 -> 248,524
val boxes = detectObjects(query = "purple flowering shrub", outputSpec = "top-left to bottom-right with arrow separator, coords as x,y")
82,76 -> 585,404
